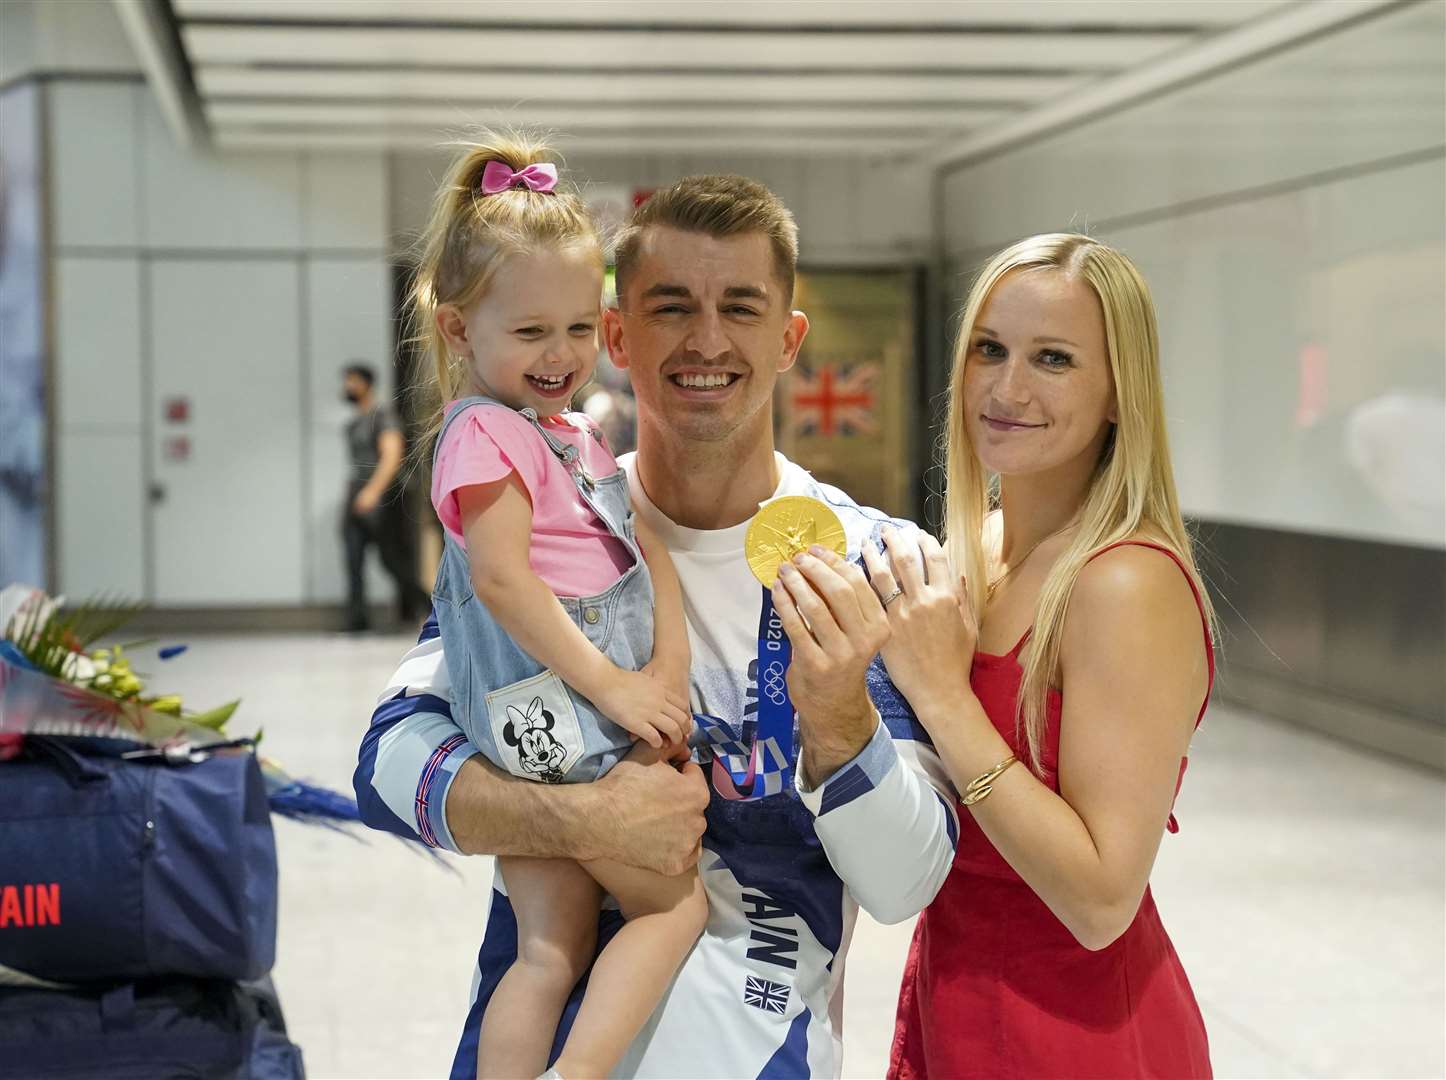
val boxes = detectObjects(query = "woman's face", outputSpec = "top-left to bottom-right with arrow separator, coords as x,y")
960,268 -> 1118,480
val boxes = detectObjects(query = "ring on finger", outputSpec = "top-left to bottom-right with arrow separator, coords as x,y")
881,587 -> 904,608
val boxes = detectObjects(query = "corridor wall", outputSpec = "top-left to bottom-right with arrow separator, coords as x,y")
936,1 -> 1446,764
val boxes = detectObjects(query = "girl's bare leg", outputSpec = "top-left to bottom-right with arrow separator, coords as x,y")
551,860 -> 708,1079
477,856 -> 601,1080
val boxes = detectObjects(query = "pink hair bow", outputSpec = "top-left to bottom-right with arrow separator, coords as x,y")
480,160 -> 558,195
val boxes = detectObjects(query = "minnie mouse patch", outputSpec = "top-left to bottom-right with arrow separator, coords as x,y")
484,670 -> 584,784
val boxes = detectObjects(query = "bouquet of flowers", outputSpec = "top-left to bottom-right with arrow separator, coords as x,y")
0,585 -> 360,826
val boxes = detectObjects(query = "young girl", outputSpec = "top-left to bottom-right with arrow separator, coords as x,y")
412,133 -> 707,1080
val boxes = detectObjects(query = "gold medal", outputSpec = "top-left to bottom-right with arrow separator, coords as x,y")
745,496 -> 849,588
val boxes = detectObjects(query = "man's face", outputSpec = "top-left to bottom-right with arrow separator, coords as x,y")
342,372 -> 368,405
604,226 -> 807,446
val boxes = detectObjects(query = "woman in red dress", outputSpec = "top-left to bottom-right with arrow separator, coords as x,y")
866,234 -> 1216,1079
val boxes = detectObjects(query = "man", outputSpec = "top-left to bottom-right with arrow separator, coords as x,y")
341,363 -> 429,632
354,177 -> 956,1078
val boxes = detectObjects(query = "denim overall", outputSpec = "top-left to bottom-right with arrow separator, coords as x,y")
431,395 -> 655,784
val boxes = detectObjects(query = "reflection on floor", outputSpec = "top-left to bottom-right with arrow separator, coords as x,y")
152,633 -> 1444,1080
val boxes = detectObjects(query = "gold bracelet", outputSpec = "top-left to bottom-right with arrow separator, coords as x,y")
961,755 -> 1018,806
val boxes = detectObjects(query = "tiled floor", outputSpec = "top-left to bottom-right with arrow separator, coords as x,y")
153,633 -> 1444,1080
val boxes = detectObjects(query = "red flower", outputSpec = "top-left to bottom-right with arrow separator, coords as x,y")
57,683 -> 128,732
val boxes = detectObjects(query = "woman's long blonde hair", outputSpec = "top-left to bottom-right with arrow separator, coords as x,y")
407,129 -> 603,458
942,233 -> 1215,773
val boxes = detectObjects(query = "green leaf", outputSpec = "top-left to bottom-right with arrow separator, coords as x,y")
113,637 -> 158,652
187,699 -> 241,731
6,594 -> 144,679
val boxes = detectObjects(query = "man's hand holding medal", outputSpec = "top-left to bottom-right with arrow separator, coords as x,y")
745,497 -> 893,787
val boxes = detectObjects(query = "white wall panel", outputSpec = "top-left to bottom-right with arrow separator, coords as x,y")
388,148 -> 933,266
308,430 -> 399,605
49,82 -> 140,249
304,257 -> 393,420
52,255 -> 145,600
41,78 -> 399,610
140,101 -> 304,250
304,257 -> 395,603
935,4 -> 1445,548
57,431 -> 145,598
941,2 -> 1446,259
855,160 -> 930,259
1116,158 -> 1445,548
54,256 -> 142,428
303,152 -> 388,251
148,259 -> 306,604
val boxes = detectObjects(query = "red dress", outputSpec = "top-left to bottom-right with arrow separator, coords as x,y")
889,542 -> 1215,1080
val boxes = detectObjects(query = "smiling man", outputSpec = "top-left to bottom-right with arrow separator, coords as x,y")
354,175 -> 958,1079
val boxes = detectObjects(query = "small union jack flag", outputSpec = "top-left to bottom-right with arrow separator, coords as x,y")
743,975 -> 791,1014
790,361 -> 879,438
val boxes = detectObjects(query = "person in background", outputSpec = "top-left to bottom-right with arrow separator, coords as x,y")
341,362 -> 430,633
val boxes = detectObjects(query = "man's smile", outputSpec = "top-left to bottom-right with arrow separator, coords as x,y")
668,368 -> 744,398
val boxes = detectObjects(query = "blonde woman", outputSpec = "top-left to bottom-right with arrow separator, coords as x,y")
839,234 -> 1213,1077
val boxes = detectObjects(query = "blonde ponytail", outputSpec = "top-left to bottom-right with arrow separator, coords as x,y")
406,129 -> 603,465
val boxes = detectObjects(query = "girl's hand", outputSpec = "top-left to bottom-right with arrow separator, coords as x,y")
594,668 -> 692,750
642,653 -> 694,762
861,528 -> 978,714
642,651 -> 691,713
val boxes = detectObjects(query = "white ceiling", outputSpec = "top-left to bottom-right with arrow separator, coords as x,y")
165,0 -> 1294,156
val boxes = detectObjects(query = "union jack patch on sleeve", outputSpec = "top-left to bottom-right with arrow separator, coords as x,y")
743,975 -> 791,1014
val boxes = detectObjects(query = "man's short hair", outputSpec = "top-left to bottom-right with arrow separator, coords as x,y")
613,175 -> 799,305
343,362 -> 376,388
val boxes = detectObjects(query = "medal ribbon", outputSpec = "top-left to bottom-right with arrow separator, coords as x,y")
697,586 -> 795,800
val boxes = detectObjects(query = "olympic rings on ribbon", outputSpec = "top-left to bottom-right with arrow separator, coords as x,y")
762,660 -> 788,706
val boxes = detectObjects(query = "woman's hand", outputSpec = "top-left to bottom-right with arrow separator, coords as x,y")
861,528 -> 978,714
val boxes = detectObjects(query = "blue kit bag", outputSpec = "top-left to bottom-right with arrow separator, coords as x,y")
0,976 -> 305,1079
0,736 -> 278,984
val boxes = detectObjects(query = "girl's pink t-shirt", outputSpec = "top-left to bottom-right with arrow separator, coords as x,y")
431,403 -> 633,598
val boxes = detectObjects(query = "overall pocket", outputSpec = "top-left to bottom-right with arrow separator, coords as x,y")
484,670 -> 586,784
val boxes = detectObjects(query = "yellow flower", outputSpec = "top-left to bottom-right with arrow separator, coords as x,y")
149,695 -> 183,715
